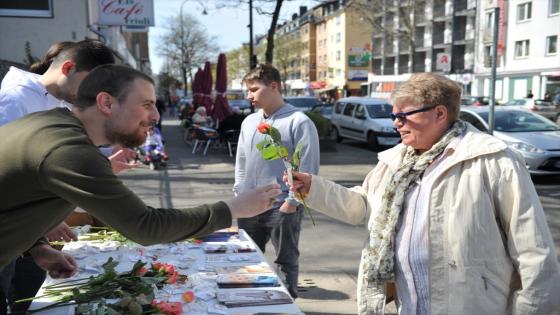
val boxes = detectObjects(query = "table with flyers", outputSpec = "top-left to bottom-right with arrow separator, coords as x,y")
30,228 -> 304,315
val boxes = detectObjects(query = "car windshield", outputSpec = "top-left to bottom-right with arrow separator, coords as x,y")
287,98 -> 321,108
478,111 -> 560,132
366,104 -> 393,118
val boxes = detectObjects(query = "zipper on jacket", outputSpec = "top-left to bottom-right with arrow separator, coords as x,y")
481,276 -> 488,290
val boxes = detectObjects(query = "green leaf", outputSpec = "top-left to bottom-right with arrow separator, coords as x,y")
130,260 -> 146,275
262,144 -> 281,160
292,142 -> 303,168
256,139 -> 268,151
278,146 -> 289,159
269,127 -> 282,143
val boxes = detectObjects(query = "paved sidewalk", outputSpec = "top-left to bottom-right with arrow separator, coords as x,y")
121,118 -> 395,314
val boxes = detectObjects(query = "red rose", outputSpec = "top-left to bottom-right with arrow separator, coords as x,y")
257,122 -> 272,134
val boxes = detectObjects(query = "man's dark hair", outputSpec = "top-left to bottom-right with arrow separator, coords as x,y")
243,63 -> 282,87
51,39 -> 115,72
74,64 -> 154,110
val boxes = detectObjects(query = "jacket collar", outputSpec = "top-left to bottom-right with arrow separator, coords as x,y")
378,123 -> 508,172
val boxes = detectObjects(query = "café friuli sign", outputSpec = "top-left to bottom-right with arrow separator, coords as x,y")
97,0 -> 155,27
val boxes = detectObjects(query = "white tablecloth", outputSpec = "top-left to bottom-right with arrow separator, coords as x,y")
30,230 -> 303,315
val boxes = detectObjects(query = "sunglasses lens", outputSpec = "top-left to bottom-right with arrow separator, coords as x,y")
391,113 -> 406,123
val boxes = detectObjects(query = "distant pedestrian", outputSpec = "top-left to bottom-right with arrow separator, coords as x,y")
526,90 -> 534,98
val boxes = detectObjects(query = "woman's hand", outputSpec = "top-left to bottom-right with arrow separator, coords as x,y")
284,170 -> 312,197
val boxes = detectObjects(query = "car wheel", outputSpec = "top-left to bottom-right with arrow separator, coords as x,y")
334,127 -> 343,143
367,131 -> 379,150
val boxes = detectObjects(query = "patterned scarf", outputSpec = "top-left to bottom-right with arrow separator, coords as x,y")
364,120 -> 467,282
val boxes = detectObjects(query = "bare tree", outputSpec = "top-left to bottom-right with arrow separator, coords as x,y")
157,13 -> 218,95
347,0 -> 420,73
274,34 -> 303,94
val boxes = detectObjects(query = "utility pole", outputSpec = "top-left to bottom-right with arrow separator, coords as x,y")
180,0 -> 188,97
248,0 -> 256,69
488,7 -> 500,135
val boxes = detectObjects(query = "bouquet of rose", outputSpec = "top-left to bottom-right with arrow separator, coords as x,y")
20,257 -> 190,314
256,122 -> 315,225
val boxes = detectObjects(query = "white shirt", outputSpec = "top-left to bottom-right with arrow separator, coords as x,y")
395,138 -> 459,315
0,67 -> 70,126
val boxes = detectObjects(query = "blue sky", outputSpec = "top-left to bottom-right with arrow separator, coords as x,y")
148,0 -> 317,74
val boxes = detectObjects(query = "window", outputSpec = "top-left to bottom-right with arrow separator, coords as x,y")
485,10 -> 495,29
484,45 -> 492,67
546,35 -> 558,55
0,0 -> 53,17
517,2 -> 532,22
550,0 -> 559,15
343,103 -> 355,116
514,40 -> 530,58
336,50 -> 341,61
336,32 -> 341,43
336,15 -> 341,25
336,68 -> 342,76
459,112 -> 487,132
334,102 -> 346,114
355,105 -> 366,119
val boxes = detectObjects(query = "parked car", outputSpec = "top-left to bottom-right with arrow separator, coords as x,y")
331,97 -> 400,149
311,103 -> 333,120
461,96 -> 491,106
460,106 -> 560,175
229,99 -> 252,114
284,96 -> 322,112
502,98 -> 559,122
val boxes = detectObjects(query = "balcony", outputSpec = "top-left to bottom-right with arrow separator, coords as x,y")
384,57 -> 395,75
398,54 -> 409,74
413,52 -> 426,72
373,58 -> 382,74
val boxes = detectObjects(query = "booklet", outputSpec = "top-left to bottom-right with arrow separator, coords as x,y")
202,227 -> 239,242
216,290 -> 292,307
216,273 -> 280,288
214,263 -> 273,275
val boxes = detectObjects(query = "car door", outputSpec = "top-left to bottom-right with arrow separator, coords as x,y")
338,102 -> 356,138
351,103 -> 368,140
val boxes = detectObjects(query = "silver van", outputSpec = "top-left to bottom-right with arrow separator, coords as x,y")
331,97 -> 400,149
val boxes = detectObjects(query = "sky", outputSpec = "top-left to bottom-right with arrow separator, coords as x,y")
148,0 -> 318,74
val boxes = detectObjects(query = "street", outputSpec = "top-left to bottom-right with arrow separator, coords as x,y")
120,118 -> 560,315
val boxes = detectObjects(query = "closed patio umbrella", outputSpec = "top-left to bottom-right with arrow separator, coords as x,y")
211,53 -> 232,123
201,61 -> 213,112
193,68 -> 203,108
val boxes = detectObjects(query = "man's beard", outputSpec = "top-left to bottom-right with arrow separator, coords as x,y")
104,120 -> 150,148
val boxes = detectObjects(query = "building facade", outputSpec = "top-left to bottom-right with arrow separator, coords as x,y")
472,0 -> 560,102
0,0 -> 151,79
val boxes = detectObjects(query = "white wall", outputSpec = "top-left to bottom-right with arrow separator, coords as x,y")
0,0 -> 91,64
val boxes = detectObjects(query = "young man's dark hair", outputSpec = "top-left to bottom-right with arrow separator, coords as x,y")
74,64 -> 154,109
242,63 -> 282,87
50,39 -> 115,72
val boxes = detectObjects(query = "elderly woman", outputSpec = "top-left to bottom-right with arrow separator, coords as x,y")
289,73 -> 560,314
192,106 -> 212,126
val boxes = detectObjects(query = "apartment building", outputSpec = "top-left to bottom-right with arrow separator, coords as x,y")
472,0 -> 560,102
0,0 -> 151,79
362,0 -> 477,98
313,0 -> 373,99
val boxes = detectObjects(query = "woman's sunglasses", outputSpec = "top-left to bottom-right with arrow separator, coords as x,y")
390,105 -> 437,124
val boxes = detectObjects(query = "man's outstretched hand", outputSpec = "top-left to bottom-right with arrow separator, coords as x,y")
29,244 -> 78,278
46,222 -> 77,242
226,184 -> 282,219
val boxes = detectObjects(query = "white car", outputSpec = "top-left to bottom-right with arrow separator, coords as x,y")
502,98 -> 559,123
331,97 -> 400,150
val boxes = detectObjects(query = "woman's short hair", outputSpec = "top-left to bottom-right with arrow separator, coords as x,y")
390,73 -> 462,122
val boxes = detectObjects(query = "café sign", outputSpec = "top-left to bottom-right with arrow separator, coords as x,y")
97,0 -> 155,27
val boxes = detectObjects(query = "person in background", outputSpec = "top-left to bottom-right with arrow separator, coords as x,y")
192,106 -> 212,126
287,73 -> 560,314
526,90 -> 534,98
234,64 -> 320,298
0,65 -> 281,281
155,98 -> 166,130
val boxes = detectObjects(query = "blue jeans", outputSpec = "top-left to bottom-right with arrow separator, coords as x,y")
238,207 -> 303,298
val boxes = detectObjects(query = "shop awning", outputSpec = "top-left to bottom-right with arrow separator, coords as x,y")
315,85 -> 337,94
